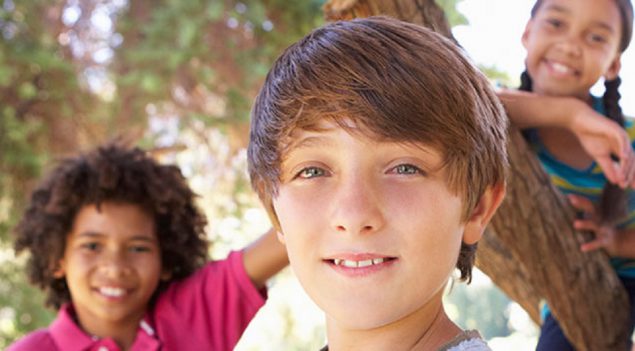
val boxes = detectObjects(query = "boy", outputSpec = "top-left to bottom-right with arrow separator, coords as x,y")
247,17 -> 508,350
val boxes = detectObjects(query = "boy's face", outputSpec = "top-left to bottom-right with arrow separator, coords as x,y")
272,121 -> 483,330
55,202 -> 165,335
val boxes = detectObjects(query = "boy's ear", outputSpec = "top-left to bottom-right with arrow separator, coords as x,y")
463,183 -> 506,245
276,230 -> 286,245
161,270 -> 172,281
52,259 -> 66,279
605,54 -> 621,81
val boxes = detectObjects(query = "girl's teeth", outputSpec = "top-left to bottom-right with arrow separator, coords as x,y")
552,62 -> 572,74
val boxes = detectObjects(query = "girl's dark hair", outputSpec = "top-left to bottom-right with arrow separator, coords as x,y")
13,142 -> 209,309
521,0 -> 634,225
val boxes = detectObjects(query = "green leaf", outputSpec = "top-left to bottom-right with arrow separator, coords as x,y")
17,82 -> 37,100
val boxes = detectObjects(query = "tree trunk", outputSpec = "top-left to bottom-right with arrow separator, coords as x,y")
323,1 -> 631,350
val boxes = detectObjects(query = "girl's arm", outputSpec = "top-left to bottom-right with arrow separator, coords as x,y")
242,227 -> 289,289
569,194 -> 635,258
497,89 -> 635,188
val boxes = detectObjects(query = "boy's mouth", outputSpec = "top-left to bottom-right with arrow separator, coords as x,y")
96,286 -> 127,298
326,257 -> 397,268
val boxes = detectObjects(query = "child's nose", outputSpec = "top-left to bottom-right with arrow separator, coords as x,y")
330,176 -> 386,235
99,250 -> 131,277
555,35 -> 582,57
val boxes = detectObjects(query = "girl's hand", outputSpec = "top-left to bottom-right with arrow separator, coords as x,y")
567,102 -> 635,189
497,89 -> 635,187
569,194 -> 619,255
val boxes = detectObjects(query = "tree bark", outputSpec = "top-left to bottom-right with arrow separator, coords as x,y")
323,1 -> 631,350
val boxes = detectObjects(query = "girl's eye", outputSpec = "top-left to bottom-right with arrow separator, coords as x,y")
589,33 -> 607,44
546,18 -> 563,29
296,167 -> 326,179
391,164 -> 423,175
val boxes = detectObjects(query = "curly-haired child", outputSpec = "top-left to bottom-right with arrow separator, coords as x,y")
8,142 -> 287,351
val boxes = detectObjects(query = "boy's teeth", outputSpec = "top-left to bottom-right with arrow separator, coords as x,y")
99,287 -> 125,297
333,258 -> 387,267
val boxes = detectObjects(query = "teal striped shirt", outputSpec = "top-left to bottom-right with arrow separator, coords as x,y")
528,96 -> 635,278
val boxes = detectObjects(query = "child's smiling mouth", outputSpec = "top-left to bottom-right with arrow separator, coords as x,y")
95,286 -> 128,299
331,257 -> 395,268
543,59 -> 579,77
324,254 -> 398,276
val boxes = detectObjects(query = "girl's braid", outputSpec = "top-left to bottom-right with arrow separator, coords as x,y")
598,77 -> 628,225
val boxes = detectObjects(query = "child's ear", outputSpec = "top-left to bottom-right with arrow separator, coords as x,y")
161,270 -> 172,281
276,230 -> 286,245
463,183 -> 506,245
604,54 -> 622,81
521,20 -> 534,49
52,259 -> 66,279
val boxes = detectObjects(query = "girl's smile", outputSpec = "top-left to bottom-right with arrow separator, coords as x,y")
522,0 -> 623,99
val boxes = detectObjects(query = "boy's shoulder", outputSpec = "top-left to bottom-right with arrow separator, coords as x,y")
437,330 -> 491,351
7,328 -> 57,351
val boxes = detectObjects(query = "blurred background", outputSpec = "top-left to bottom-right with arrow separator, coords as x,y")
1,0 -> 633,349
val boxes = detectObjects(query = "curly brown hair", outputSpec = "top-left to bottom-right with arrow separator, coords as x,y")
13,142 -> 209,309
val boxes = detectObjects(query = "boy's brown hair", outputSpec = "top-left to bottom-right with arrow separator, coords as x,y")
248,16 -> 508,282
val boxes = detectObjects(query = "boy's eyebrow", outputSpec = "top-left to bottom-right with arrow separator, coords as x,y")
543,4 -> 616,33
287,135 -> 335,151
75,231 -> 158,242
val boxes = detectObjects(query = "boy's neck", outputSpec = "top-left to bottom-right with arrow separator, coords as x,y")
73,306 -> 144,351
325,290 -> 462,351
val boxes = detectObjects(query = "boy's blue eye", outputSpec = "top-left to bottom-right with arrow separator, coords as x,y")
297,167 -> 326,179
81,242 -> 100,251
392,164 -> 422,175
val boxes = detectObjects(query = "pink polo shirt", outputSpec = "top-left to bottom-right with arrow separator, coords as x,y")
8,251 -> 266,351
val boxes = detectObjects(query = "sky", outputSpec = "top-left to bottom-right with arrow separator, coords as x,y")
453,0 -> 635,116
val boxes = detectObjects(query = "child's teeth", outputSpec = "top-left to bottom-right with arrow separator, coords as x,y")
342,260 -> 358,268
100,287 -> 125,297
357,259 -> 373,268
552,62 -> 571,73
333,258 -> 388,267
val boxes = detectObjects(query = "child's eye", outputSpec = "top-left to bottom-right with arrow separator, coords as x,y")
295,166 -> 327,179
588,33 -> 607,44
129,246 -> 151,253
80,242 -> 100,251
390,164 -> 423,175
545,18 -> 563,29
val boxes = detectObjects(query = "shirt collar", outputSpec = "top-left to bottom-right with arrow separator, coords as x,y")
49,304 -> 161,351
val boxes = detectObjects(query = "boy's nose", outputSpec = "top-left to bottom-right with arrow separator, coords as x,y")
99,250 -> 131,277
330,176 -> 386,235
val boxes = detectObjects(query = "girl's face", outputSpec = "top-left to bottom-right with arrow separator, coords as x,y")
522,0 -> 623,99
55,202 -> 166,336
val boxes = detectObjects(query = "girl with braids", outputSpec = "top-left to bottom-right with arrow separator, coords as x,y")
8,142 -> 288,351
500,0 -> 635,349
